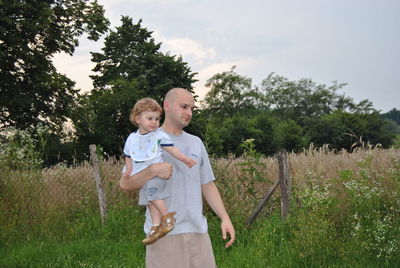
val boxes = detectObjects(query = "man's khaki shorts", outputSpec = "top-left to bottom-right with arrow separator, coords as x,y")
146,233 -> 216,268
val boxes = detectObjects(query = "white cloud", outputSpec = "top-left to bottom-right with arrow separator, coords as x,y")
193,58 -> 263,102
164,38 -> 216,61
153,31 -> 216,64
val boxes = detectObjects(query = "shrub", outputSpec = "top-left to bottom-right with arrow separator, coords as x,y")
0,127 -> 43,171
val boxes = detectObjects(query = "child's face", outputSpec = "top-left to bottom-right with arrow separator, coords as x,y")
135,111 -> 161,133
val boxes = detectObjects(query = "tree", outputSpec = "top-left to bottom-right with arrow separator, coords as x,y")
259,73 -> 375,123
218,114 -> 263,155
201,66 -> 260,118
0,0 -> 109,130
90,17 -> 195,97
199,69 -> 394,156
274,119 -> 306,152
252,112 -> 278,155
72,17 -> 197,157
304,111 -> 394,151
382,108 -> 400,125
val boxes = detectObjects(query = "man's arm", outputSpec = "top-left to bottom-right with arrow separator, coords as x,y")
202,181 -> 236,248
119,162 -> 173,191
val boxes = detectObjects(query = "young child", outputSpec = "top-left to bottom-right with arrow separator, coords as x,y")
122,97 -> 196,245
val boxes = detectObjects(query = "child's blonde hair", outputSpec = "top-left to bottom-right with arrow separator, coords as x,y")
129,98 -> 163,126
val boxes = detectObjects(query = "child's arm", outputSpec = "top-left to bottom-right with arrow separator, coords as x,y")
122,156 -> 133,179
162,146 -> 196,168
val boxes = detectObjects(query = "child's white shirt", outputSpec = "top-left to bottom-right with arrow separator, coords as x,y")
123,128 -> 174,175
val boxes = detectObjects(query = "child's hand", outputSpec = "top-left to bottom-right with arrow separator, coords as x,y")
186,158 -> 196,168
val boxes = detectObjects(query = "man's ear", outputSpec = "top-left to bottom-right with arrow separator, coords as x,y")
164,100 -> 170,112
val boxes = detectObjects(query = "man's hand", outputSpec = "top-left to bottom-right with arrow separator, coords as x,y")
221,218 -> 235,248
151,162 -> 173,179
119,162 -> 173,192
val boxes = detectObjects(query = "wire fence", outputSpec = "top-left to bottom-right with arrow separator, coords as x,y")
41,158 -> 138,208
0,158 -> 137,231
1,146 -> 399,231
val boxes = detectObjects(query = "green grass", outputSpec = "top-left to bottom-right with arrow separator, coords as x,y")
2,207 -> 398,268
210,212 -> 398,268
0,239 -> 138,268
0,206 -> 146,268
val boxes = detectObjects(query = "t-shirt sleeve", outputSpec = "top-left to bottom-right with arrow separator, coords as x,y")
123,134 -> 132,158
159,132 -> 174,147
199,140 -> 215,184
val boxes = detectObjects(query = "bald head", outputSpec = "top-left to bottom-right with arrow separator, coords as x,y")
164,88 -> 192,104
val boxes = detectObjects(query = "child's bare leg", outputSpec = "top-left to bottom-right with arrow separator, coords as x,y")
149,199 -> 169,217
148,203 -> 161,226
150,199 -> 176,238
143,202 -> 166,245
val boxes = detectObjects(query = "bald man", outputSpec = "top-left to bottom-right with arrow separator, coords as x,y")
120,88 -> 235,268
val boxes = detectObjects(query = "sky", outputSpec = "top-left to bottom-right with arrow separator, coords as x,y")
53,0 -> 400,113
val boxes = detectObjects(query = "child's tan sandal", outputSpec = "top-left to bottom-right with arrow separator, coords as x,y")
158,211 -> 176,238
142,225 -> 161,245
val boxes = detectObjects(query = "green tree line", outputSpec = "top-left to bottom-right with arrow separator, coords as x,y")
1,1 -> 399,166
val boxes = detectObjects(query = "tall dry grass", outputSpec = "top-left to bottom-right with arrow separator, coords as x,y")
40,158 -> 131,210
1,146 -> 399,235
212,146 -> 400,215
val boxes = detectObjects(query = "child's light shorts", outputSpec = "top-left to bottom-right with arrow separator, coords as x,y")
138,177 -> 169,206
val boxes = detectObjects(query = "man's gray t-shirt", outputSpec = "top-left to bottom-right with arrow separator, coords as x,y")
144,129 -> 215,235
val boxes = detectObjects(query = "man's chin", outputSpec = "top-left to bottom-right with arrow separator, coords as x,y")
180,120 -> 190,128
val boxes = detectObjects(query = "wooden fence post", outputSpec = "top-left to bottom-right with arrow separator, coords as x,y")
246,151 -> 292,226
89,144 -> 107,225
278,152 -> 290,218
246,179 -> 280,227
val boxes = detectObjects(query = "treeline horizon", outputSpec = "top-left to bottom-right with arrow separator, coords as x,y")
1,1 -> 399,167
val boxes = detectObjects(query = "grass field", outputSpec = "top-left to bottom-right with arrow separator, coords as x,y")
1,147 -> 399,267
